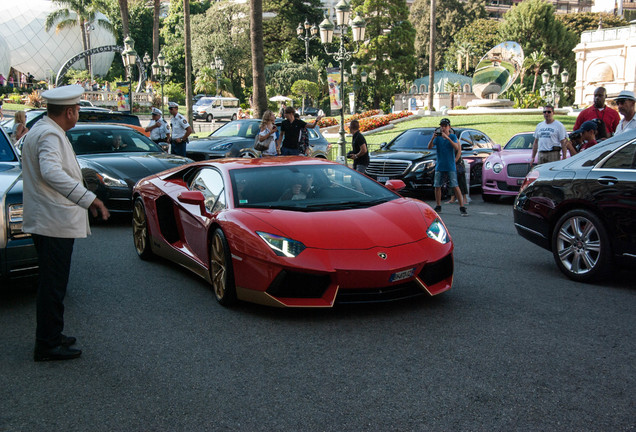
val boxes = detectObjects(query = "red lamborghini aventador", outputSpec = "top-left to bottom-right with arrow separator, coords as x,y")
132,157 -> 454,307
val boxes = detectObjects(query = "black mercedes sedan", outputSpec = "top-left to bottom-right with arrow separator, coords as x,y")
514,130 -> 636,282
365,127 -> 495,195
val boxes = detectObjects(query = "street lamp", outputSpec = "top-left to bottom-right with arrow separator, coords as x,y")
152,51 -> 172,114
297,19 -> 318,68
319,1 -> 366,157
121,36 -> 138,114
143,52 -> 152,90
210,56 -> 225,97
540,61 -> 569,108
84,21 -> 95,87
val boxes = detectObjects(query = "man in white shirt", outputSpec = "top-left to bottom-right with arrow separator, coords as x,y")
531,105 -> 568,166
613,90 -> 636,136
145,107 -> 170,147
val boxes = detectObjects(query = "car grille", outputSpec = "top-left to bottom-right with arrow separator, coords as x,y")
418,255 -> 453,287
497,181 -> 520,192
267,271 -> 330,298
335,281 -> 427,304
366,160 -> 411,177
507,163 -> 531,178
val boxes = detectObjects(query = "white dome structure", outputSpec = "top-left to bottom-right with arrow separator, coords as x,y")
0,0 -> 116,81
0,34 -> 10,80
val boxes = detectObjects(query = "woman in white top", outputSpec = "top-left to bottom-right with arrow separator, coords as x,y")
258,110 -> 278,157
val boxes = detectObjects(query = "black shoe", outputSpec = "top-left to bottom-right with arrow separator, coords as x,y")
460,206 -> 468,216
434,205 -> 442,213
34,345 -> 82,362
61,334 -> 76,347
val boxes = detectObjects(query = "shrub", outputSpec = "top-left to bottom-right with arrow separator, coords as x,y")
26,91 -> 42,108
9,94 -> 22,104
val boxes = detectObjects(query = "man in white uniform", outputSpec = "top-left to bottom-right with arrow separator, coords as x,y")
21,85 -> 110,362
613,90 -> 636,136
531,105 -> 568,166
168,101 -> 192,157
145,107 -> 170,150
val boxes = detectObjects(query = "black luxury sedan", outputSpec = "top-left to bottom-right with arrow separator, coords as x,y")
365,127 -> 495,195
514,130 -> 636,282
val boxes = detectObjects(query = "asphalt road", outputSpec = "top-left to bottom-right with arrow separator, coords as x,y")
1,196 -> 634,431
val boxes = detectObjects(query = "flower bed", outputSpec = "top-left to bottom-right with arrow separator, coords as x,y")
318,109 -> 413,133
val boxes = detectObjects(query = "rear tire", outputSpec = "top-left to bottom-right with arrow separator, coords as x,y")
210,228 -> 237,306
551,209 -> 612,282
231,114 -> 237,121
206,114 -> 213,122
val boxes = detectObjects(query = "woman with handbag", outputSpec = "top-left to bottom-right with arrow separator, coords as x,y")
257,110 -> 278,157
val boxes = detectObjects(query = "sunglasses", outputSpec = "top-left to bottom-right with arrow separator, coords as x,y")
617,99 -> 629,104
543,111 -> 553,114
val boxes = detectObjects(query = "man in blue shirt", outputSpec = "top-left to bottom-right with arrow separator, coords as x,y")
428,118 -> 467,216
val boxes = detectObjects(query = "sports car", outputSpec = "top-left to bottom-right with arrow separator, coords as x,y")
132,157 -> 454,307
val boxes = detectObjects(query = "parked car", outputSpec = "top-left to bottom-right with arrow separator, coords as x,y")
79,100 -> 94,107
482,132 -> 534,201
300,106 -> 319,116
64,124 -> 191,213
365,127 -> 495,195
0,127 -> 38,284
513,130 -> 636,282
132,157 -> 454,307
186,118 -> 331,160
192,96 -> 240,122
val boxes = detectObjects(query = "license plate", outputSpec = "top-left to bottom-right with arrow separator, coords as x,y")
390,268 -> 415,282
378,176 -> 389,183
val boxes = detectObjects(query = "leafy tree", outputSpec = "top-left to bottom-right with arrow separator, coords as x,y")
556,12 -> 628,36
444,18 -> 501,75
265,63 -> 317,96
499,0 -> 577,85
410,0 -> 487,76
291,79 -> 320,108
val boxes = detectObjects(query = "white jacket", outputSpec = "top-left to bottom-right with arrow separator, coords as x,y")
21,116 -> 96,238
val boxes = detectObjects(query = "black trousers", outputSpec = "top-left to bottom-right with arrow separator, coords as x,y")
32,234 -> 75,348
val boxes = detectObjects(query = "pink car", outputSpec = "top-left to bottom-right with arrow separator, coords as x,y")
481,132 -> 535,202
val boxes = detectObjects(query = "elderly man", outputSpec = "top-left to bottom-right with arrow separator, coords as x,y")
573,87 -> 620,139
613,90 -> 636,135
21,85 -> 110,361
145,107 -> 170,147
531,105 -> 568,165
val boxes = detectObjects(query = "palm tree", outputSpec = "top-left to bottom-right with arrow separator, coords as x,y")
455,42 -> 473,74
524,51 -> 549,93
152,0 -> 160,62
118,0 -> 130,38
184,0 -> 193,123
445,81 -> 461,109
250,0 -> 267,118
45,0 -> 113,72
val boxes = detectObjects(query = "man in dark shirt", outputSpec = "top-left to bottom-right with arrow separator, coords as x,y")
347,119 -> 369,172
276,107 -> 321,155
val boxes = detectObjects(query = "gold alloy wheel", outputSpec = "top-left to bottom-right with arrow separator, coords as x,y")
132,199 -> 150,258
210,231 -> 227,301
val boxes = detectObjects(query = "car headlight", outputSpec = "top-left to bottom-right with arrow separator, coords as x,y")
96,173 -> 127,187
257,231 -> 306,257
8,203 -> 28,238
493,162 -> 503,174
211,143 -> 232,151
426,218 -> 449,244
485,161 -> 492,170
412,160 -> 435,172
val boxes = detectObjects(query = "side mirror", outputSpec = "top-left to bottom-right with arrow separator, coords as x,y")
493,144 -> 502,152
461,142 -> 473,151
178,190 -> 209,216
385,179 -> 406,192
380,142 -> 388,149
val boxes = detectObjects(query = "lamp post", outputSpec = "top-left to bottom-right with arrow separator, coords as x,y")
319,1 -> 366,157
143,52 -> 152,91
540,61 -> 569,108
152,51 -> 172,114
297,19 -> 318,68
84,21 -> 95,88
359,69 -> 367,111
210,56 -> 225,97
121,36 -> 138,114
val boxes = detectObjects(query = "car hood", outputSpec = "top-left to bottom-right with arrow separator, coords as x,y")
487,148 -> 532,163
369,150 -> 435,161
0,164 -> 21,197
78,153 -> 189,181
188,137 -> 249,150
243,198 -> 436,250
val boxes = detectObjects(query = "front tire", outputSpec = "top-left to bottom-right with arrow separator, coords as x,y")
210,228 -> 237,306
206,114 -> 213,122
239,151 -> 256,158
231,114 -> 237,121
551,209 -> 612,282
132,197 -> 153,260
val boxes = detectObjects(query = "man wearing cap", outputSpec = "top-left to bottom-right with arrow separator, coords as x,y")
573,87 -> 619,140
145,107 -> 170,148
614,90 -> 636,136
531,105 -> 568,166
21,84 -> 110,362
428,118 -> 467,216
168,102 -> 192,156
575,120 -> 599,151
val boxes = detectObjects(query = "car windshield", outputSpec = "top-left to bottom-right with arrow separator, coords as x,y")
197,97 -> 213,106
67,128 -> 163,155
0,131 -> 17,162
211,121 -> 259,139
386,129 -> 436,151
504,134 -> 534,150
229,164 -> 398,211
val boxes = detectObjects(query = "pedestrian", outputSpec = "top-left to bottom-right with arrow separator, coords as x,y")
613,90 -> 636,135
276,107 -> 322,156
168,101 -> 192,157
279,103 -> 286,118
0,95 -> 3,120
21,84 -> 110,362
347,119 -> 369,173
530,105 -> 568,166
12,110 -> 29,141
145,107 -> 170,148
575,120 -> 599,151
427,118 -> 467,216
445,149 -> 470,205
573,86 -> 619,140
257,109 -> 278,157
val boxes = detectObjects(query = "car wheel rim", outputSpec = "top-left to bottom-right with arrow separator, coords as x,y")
556,215 -> 601,275
132,201 -> 147,255
210,233 -> 226,300
240,152 -> 255,158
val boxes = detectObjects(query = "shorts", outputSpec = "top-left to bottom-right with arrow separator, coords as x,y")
434,171 -> 458,188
